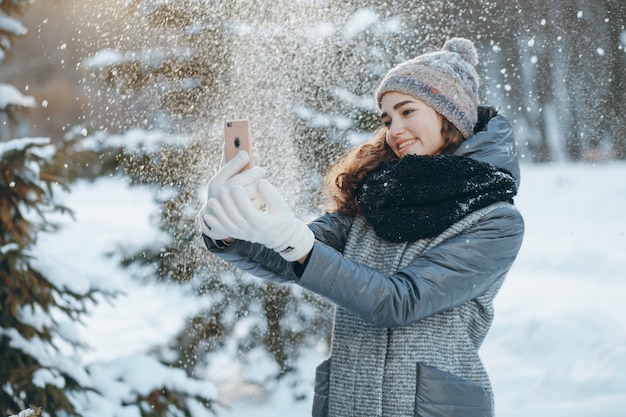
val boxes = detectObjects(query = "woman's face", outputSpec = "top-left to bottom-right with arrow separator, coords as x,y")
380,92 -> 445,158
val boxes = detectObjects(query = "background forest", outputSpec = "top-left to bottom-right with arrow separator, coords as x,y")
1,0 -> 625,416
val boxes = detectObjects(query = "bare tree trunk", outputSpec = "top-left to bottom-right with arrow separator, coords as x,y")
605,0 -> 626,159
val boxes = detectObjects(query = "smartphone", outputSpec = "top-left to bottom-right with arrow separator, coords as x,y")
224,119 -> 253,170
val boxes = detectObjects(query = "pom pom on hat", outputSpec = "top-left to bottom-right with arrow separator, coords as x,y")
375,37 -> 480,139
443,37 -> 479,66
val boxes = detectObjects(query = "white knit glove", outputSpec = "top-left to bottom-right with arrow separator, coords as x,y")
198,151 -> 264,240
206,178 -> 314,262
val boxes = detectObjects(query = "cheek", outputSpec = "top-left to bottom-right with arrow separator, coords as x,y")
427,121 -> 444,144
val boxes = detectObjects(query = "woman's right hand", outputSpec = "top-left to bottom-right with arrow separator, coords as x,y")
198,151 -> 264,240
206,178 -> 314,263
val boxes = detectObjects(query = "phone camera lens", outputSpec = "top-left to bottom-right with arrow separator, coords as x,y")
227,122 -> 233,128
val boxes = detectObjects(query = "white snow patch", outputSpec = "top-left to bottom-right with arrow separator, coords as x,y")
0,84 -> 37,110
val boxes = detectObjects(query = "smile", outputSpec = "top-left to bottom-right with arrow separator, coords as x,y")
398,139 -> 418,150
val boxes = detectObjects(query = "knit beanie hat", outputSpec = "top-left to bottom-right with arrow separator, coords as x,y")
375,37 -> 480,139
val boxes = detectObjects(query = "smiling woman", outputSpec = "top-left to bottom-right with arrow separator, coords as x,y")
199,37 -> 524,417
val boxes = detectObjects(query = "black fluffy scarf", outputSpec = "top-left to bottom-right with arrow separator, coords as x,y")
355,154 -> 517,243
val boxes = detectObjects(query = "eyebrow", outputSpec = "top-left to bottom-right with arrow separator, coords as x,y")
380,100 -> 416,119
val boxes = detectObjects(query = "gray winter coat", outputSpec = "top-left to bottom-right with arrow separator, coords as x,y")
204,114 -> 524,416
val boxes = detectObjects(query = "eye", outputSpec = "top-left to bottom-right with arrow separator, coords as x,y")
402,108 -> 414,116
381,118 -> 391,128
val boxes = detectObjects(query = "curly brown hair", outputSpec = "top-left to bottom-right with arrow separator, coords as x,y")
323,118 -> 464,216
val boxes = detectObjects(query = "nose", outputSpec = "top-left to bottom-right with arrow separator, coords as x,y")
387,119 -> 405,142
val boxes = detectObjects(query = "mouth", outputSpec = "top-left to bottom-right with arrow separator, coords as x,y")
397,138 -> 418,153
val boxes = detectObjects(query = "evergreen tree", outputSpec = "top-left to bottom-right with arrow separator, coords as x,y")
1,2 -> 218,415
0,136 -> 89,415
0,2 -> 88,414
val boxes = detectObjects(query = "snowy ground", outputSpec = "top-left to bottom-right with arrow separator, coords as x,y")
40,162 -> 626,416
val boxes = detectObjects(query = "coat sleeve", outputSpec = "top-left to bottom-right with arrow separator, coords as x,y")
296,205 -> 524,327
203,211 -> 353,283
